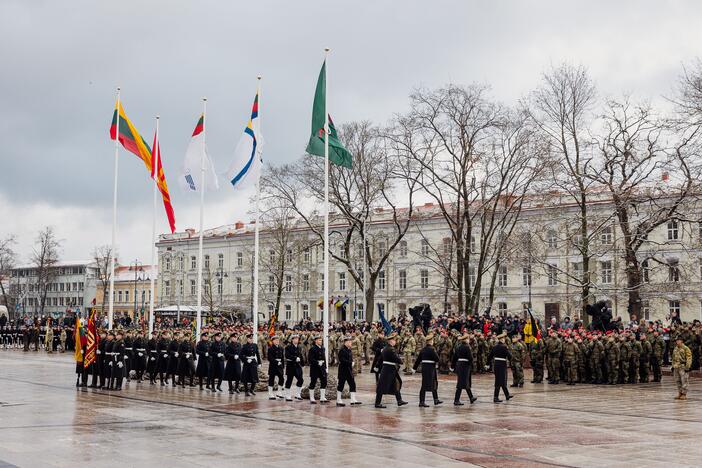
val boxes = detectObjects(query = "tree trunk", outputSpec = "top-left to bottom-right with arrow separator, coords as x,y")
364,282 -> 376,323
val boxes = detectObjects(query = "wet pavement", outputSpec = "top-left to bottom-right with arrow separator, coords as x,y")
1,351 -> 701,467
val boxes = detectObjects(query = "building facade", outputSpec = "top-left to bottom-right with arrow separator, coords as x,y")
94,264 -> 158,321
156,199 -> 702,324
9,261 -> 99,318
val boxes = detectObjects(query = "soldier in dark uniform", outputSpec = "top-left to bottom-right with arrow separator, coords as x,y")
267,335 -> 284,399
157,330 -> 171,385
284,334 -> 304,401
307,335 -> 329,404
132,330 -> 147,382
374,332 -> 408,408
487,332 -> 513,403
451,333 -> 477,405
146,331 -> 159,384
166,331 -> 181,387
177,333 -> 195,388
209,332 -> 226,392
90,330 -> 107,388
336,335 -> 361,406
195,332 -> 211,390
225,333 -> 242,394
413,332 -> 442,407
241,333 -> 261,396
370,329 -> 386,383
102,332 -> 114,390
111,330 -> 126,390
123,330 -> 134,381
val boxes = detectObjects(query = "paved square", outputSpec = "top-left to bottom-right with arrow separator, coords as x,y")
1,351 -> 701,467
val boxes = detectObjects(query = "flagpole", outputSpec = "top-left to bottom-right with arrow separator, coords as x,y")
108,87 -> 120,330
253,76 -> 261,343
148,116 -> 159,335
196,98 -> 207,338
323,47 -> 330,368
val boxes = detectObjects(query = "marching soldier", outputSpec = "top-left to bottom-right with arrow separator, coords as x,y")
45,325 -> 53,354
91,329 -> 107,388
132,330 -> 147,382
195,332 -> 211,390
352,331 -> 363,375
209,332 -> 226,392
307,335 -> 329,404
111,330 -> 126,390
374,332 -> 408,408
102,331 -> 114,390
241,333 -> 261,396
370,329 -> 386,382
487,332 -> 513,403
510,335 -> 526,387
166,331 -> 181,387
156,330 -> 171,386
266,335 -> 284,399
545,331 -> 562,384
59,327 -> 67,353
672,335 -> 692,400
451,332 -> 476,405
402,329 -> 416,375
146,331 -> 159,384
413,332 -> 442,407
284,334 -> 304,401
225,333 -> 242,394
337,336 -> 361,406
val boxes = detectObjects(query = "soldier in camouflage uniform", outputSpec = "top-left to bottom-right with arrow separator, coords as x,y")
605,335 -> 619,385
651,330 -> 665,382
414,327 -> 426,355
628,334 -> 641,384
437,332 -> 452,374
639,333 -> 652,383
562,336 -> 578,385
529,337 -> 545,383
363,331 -> 373,365
351,331 -> 363,375
476,332 -> 488,373
618,334 -> 630,384
545,331 -> 562,384
509,335 -> 526,387
402,329 -> 416,375
590,334 -> 605,384
672,335 -> 692,400
575,336 -> 588,383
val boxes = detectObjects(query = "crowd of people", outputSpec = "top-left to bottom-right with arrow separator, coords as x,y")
0,308 -> 698,403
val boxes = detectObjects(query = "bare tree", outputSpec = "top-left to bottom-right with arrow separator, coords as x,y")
262,121 -> 418,322
32,227 -> 61,316
0,236 -> 17,312
92,245 -> 113,318
527,63 -> 598,318
589,98 -> 702,318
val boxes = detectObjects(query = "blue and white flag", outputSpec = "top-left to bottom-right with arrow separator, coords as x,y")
227,90 -> 263,190
179,114 -> 220,192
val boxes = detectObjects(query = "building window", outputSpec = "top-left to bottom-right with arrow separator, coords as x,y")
218,253 -> 224,268
667,220 -> 679,240
178,279 -> 183,296
268,304 -> 274,320
204,282 -> 211,295
302,274 -> 310,292
642,300 -> 650,321
165,256 -> 171,271
125,290 -> 130,303
421,239 -> 430,256
470,235 -> 476,253
399,240 -> 407,258
442,238 -> 451,256
118,291 -> 123,303
420,269 -> 429,289
497,302 -> 507,317
498,265 -> 508,287
269,249 -> 276,265
320,273 -> 325,292
601,226 -> 613,245
668,265 -> 680,282
236,277 -> 242,294
338,272 -> 346,291
268,275 -> 275,293
547,264 -> 558,286
399,270 -> 407,290
236,252 -> 243,267
469,266 -> 476,288
303,247 -> 311,263
191,256 -> 197,270
547,230 -> 558,249
302,303 -> 309,319
204,255 -> 210,269
378,270 -> 386,290
179,256 -> 184,270
356,303 -> 364,321
285,304 -> 292,320
217,277 -> 223,294
286,249 -> 293,263
669,300 -> 680,318
600,261 -> 612,284
285,275 -> 292,293
190,279 -> 196,295
642,260 -> 650,283
339,243 -> 347,260
164,280 -> 171,296
377,241 -> 387,258
522,266 -> 532,287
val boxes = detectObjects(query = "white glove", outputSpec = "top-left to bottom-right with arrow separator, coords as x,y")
318,360 -> 324,366
96,350 -> 101,355
186,353 -> 192,358
218,353 -> 224,358
352,362 -> 355,367
108,361 -> 113,367
117,362 -> 123,368
234,355 -> 239,359
258,364 -> 262,368
138,353 -> 143,357
205,352 -> 209,357
162,354 -> 168,359
150,357 -> 156,361
296,357 -> 300,362
124,356 -> 128,360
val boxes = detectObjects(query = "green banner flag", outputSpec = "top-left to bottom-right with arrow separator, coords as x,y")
305,60 -> 353,168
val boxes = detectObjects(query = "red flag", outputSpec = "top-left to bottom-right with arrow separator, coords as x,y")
151,130 -> 177,233
84,309 -> 98,367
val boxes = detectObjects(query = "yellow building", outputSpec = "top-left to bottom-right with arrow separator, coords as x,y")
95,264 -> 158,322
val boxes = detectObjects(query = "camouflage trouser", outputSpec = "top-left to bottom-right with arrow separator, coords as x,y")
577,359 -> 587,383
403,352 -> 413,374
628,358 -> 638,383
564,359 -> 577,384
589,358 -> 602,382
651,356 -> 662,381
639,357 -> 649,382
607,359 -> 618,384
531,358 -> 544,382
673,367 -> 689,395
547,354 -> 560,382
477,353 -> 487,372
619,360 -> 629,383
511,362 -> 524,385
352,354 -> 362,376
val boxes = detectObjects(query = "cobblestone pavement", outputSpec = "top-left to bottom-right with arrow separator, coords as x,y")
1,351 -> 701,467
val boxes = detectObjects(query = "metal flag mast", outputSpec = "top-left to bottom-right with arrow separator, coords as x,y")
108,87 -> 120,330
323,47 -> 330,367
252,76 -> 262,344
196,98 -> 207,338
148,115 -> 159,335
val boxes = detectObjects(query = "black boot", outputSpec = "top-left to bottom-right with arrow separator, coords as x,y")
468,390 -> 477,404
493,388 -> 502,403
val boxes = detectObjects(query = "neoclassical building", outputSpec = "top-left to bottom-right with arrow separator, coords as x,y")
156,197 -> 702,324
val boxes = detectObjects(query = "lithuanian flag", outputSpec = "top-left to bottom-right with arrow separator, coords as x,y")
109,100 -> 176,233
74,316 -> 84,363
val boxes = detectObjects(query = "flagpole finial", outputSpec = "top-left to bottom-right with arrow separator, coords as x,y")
325,47 -> 330,53
156,115 -> 160,120
202,97 -> 207,102
117,86 -> 121,91
257,75 -> 261,80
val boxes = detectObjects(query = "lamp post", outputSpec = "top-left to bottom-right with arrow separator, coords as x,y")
130,260 -> 144,323
215,267 -> 228,313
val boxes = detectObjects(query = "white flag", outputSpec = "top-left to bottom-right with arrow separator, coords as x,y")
180,114 -> 219,192
226,91 -> 263,190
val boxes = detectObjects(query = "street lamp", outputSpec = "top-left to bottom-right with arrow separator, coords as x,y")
215,267 -> 228,312
129,260 -> 144,324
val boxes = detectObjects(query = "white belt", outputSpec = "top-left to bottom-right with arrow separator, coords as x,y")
458,358 -> 469,362
382,361 -> 397,366
421,360 -> 435,363
494,357 -> 507,361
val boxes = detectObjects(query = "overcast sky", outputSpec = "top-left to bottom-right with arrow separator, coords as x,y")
2,0 -> 701,265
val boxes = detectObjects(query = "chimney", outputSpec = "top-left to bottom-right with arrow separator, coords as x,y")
662,171 -> 669,182
235,221 -> 244,230
423,202 -> 434,208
